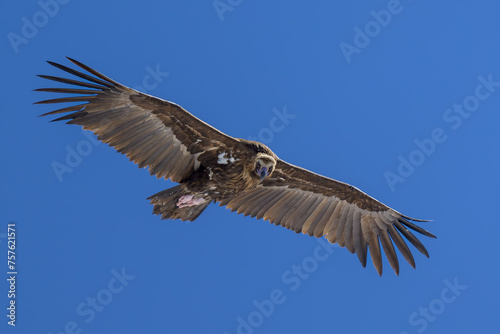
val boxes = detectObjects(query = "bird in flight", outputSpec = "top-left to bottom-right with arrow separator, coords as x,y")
36,58 -> 436,276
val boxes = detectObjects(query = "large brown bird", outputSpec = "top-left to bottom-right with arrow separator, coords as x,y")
36,58 -> 436,276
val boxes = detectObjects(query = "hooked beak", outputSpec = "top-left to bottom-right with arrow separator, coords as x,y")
259,167 -> 268,181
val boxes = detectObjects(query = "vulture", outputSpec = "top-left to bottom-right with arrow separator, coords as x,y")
36,58 -> 436,276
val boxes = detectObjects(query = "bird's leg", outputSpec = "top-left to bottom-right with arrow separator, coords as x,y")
176,195 -> 206,208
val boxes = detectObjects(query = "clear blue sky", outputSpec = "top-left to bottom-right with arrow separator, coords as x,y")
1,1 -> 498,333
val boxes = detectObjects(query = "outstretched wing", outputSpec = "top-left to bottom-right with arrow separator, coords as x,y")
221,159 -> 436,276
36,57 -> 240,182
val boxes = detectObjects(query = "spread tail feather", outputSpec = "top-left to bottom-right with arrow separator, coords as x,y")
148,185 -> 210,221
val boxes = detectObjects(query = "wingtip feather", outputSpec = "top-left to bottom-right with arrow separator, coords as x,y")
401,214 -> 432,223
398,218 -> 437,239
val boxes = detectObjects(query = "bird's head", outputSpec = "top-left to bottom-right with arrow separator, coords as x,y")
254,153 -> 276,181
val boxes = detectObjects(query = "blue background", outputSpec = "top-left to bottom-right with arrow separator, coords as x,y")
1,0 -> 498,333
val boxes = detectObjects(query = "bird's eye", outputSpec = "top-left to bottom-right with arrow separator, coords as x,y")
255,162 -> 261,171
268,167 -> 273,174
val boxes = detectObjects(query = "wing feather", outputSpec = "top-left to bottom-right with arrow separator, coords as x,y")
313,199 -> 338,237
302,197 -> 329,235
387,224 -> 415,269
324,201 -> 345,242
289,194 -> 316,232
334,204 -> 352,247
252,189 -> 287,219
376,214 -> 399,275
273,191 -> 305,226
225,190 -> 259,213
343,207 -> 356,254
352,210 -> 367,267
235,188 -> 273,215
263,192 -> 296,222
256,190 -> 289,220
367,218 -> 383,276
283,193 -> 309,229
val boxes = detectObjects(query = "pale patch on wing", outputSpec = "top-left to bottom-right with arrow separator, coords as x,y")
217,152 -> 239,164
218,152 -> 229,164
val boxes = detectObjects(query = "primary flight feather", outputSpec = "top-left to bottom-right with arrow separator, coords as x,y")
36,58 -> 436,276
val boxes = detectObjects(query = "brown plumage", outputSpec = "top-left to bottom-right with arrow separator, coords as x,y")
36,58 -> 436,276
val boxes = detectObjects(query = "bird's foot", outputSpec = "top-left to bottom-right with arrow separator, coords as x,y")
176,195 -> 206,208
